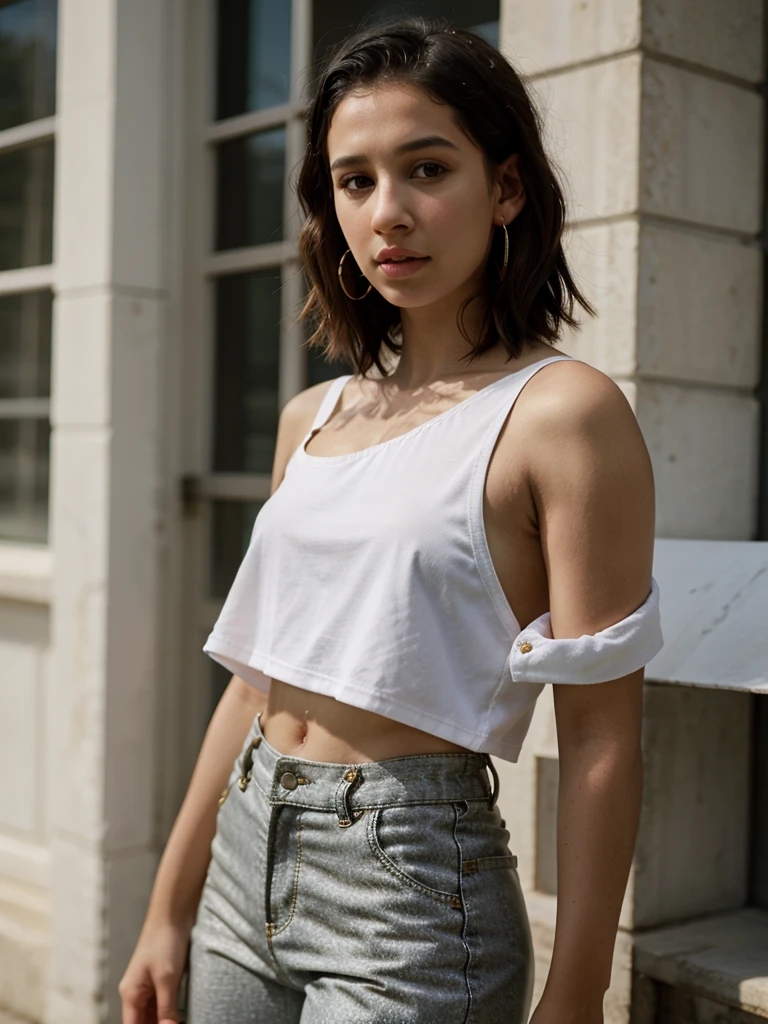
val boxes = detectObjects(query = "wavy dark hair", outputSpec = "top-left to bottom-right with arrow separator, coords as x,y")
295,14 -> 596,377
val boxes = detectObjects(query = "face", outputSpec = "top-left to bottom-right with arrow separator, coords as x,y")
326,81 -> 525,312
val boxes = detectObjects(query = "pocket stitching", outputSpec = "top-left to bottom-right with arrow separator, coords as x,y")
463,852 -> 518,875
366,806 -> 462,908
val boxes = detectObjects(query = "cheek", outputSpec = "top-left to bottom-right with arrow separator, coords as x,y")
425,189 -> 491,265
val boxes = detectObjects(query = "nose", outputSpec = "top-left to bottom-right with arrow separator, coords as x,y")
369,176 -> 413,235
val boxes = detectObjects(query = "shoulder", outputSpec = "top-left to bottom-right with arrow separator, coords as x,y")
514,358 -> 651,500
270,376 -> 346,493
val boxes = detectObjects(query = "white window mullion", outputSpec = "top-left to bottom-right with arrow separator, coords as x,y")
0,115 -> 56,155
0,265 -> 55,295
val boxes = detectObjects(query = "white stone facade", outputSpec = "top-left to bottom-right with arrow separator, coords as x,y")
0,1 -> 765,1022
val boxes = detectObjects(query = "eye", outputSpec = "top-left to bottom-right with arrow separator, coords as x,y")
337,173 -> 372,193
336,162 -> 448,194
413,162 -> 446,180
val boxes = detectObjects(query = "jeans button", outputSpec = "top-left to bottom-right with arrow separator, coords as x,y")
280,771 -> 298,791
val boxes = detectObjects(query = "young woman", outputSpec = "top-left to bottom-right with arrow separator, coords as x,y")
120,16 -> 663,1024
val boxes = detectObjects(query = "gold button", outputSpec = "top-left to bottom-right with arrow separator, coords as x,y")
280,771 -> 298,790
343,768 -> 358,783
518,641 -> 533,654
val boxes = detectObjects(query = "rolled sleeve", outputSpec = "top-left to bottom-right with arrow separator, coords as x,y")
509,577 -> 663,685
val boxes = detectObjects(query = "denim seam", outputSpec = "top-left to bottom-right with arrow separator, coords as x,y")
267,810 -> 303,941
454,800 -> 472,1024
366,807 -> 462,908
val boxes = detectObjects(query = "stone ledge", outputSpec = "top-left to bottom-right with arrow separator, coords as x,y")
634,907 -> 768,1019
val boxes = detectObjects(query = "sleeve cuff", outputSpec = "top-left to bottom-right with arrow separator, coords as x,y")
509,576 -> 663,685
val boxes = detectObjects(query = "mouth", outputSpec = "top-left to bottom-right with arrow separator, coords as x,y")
377,256 -> 431,279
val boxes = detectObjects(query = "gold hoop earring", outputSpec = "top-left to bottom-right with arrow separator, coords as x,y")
498,220 -> 509,281
338,249 -> 372,300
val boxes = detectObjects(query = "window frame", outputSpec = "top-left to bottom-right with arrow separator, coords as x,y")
0,96 -> 57,569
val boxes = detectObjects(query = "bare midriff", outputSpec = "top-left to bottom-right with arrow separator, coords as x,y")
260,678 -> 473,763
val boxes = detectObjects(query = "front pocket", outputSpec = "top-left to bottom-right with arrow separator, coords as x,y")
367,803 -> 462,908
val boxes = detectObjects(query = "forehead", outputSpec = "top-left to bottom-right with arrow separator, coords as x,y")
326,81 -> 467,157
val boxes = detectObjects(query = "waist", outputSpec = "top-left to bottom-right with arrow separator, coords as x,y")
247,710 -> 499,814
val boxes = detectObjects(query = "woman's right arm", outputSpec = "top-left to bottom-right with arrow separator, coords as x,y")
119,675 -> 266,1023
119,381 -> 333,1023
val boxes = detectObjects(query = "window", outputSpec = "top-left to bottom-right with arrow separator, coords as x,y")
0,0 -> 57,544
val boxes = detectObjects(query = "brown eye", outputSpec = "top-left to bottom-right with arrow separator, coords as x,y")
414,162 -> 446,179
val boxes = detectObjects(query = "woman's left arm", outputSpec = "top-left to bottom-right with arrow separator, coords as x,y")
522,361 -> 657,1024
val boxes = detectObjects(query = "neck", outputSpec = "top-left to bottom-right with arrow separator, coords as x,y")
393,285 -> 495,388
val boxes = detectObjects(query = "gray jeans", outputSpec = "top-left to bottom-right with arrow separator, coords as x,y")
187,711 -> 534,1023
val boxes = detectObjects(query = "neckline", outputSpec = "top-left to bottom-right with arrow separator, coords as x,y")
298,353 -> 572,465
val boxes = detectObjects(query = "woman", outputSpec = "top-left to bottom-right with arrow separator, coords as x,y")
120,16 -> 663,1024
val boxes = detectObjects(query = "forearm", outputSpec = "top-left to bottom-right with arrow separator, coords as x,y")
543,736 -> 643,1011
144,675 -> 267,932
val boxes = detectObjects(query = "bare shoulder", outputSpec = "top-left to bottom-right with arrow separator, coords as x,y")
270,376 -> 343,494
514,358 -> 650,487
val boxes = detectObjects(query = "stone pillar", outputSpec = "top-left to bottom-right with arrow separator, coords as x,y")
496,1 -> 763,1019
47,2 -> 174,1021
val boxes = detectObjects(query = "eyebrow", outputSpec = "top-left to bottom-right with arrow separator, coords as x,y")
329,135 -> 461,174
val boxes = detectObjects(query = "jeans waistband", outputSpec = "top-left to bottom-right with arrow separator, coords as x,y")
240,712 -> 499,823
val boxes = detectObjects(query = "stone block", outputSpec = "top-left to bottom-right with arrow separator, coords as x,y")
559,217 -> 640,377
49,430 -> 110,844
642,0 -> 763,84
633,908 -> 768,1019
637,224 -> 762,388
46,839 -> 103,1024
54,98 -> 115,290
537,54 -> 642,221
500,0 -> 641,76
641,59 -> 763,234
57,0 -> 116,110
51,292 -> 112,428
632,684 -> 751,929
0,878 -> 49,1022
630,381 -> 759,540
0,641 -> 41,835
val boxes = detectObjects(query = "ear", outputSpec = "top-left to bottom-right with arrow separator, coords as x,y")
494,153 -> 526,225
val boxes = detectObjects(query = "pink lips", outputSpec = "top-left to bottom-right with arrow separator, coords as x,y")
377,256 -> 431,279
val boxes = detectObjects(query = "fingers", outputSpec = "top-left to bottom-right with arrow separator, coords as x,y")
154,968 -> 182,1023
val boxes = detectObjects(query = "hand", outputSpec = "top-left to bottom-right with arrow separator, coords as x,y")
118,920 -> 191,1024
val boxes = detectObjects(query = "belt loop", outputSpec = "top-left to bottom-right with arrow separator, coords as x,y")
483,753 -> 500,810
335,766 -> 364,827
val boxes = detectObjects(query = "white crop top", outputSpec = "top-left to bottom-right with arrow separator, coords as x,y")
204,354 -> 664,762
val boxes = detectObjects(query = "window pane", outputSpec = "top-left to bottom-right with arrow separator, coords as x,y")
210,499 -> 264,599
0,0 -> 57,132
216,0 -> 292,119
0,289 -> 51,399
213,269 -> 281,474
313,2 -> 499,65
0,417 -> 49,542
0,139 -> 54,270
216,127 -> 286,250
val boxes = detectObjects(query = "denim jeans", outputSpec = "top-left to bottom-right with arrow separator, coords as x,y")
187,711 -> 534,1023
